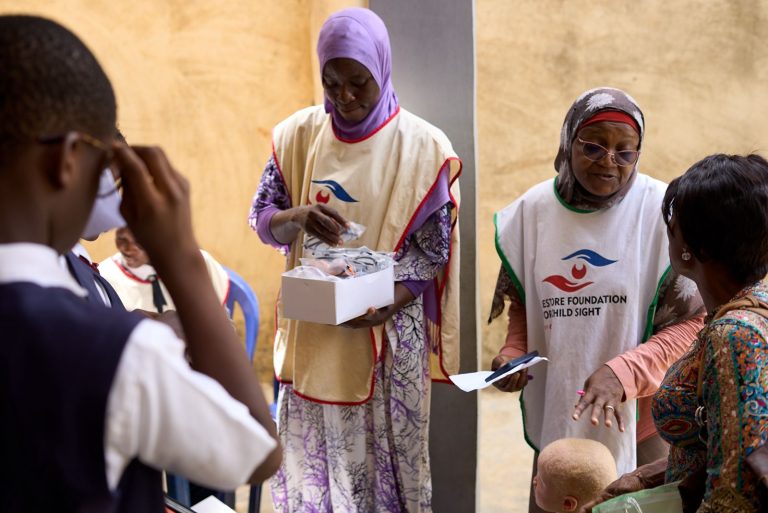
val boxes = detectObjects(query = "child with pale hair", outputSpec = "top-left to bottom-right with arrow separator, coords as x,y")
533,438 -> 618,513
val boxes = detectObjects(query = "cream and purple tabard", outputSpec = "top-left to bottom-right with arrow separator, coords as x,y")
272,105 -> 461,404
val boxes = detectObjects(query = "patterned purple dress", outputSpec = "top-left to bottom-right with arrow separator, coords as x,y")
250,156 -> 452,512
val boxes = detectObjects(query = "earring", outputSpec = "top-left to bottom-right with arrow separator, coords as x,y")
682,250 -> 691,261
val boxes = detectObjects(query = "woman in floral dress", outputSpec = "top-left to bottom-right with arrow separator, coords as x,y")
248,8 -> 460,513
582,153 -> 768,512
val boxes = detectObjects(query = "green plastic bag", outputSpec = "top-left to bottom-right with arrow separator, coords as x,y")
592,481 -> 683,513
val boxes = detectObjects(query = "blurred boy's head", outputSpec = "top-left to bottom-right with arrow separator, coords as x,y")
533,438 -> 617,513
0,15 -> 116,252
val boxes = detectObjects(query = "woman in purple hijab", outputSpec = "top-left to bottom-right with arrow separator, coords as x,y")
248,8 -> 461,513
316,6 -> 399,141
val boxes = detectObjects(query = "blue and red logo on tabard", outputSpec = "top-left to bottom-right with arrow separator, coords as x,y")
543,249 -> 617,293
311,180 -> 358,204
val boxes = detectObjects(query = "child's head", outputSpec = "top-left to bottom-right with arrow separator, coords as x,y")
533,438 -> 617,513
116,227 -> 150,268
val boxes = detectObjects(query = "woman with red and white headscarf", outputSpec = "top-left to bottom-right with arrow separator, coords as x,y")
249,8 -> 460,512
490,88 -> 704,512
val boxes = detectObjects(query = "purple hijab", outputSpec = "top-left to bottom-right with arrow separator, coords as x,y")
317,8 -> 399,141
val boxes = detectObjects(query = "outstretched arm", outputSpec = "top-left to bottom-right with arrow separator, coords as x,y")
573,271 -> 704,430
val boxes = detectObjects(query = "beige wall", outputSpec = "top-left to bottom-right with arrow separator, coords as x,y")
477,0 -> 768,361
5,1 -> 768,372
0,0 -> 360,378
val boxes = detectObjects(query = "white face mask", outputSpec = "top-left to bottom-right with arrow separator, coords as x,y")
81,168 -> 126,240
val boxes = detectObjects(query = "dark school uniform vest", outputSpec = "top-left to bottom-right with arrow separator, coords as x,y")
65,251 -> 126,310
0,282 -> 163,512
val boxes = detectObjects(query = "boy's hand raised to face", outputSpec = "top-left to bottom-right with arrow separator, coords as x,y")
111,144 -> 198,271
110,142 -> 282,480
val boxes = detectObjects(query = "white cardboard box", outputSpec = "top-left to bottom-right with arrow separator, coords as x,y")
281,265 -> 394,325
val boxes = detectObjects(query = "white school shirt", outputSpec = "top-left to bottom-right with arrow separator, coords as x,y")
0,243 -> 276,490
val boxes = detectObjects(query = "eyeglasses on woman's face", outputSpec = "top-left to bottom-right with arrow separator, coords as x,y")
577,137 -> 640,167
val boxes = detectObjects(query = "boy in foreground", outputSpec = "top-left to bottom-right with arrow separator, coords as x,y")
0,15 -> 280,511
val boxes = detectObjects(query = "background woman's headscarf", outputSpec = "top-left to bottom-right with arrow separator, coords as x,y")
317,7 -> 399,141
554,87 -> 645,210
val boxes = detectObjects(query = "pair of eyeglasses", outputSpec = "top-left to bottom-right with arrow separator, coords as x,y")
79,133 -> 122,198
577,137 -> 640,167
38,131 -> 120,198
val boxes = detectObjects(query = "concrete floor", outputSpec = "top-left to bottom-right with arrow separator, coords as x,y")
234,388 -> 534,513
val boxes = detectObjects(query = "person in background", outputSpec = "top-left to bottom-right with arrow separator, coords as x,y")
489,87 -> 704,512
99,226 -> 229,313
0,15 -> 280,511
249,7 -> 460,512
581,154 -> 768,513
63,166 -> 189,340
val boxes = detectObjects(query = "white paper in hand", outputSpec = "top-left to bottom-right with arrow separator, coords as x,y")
449,356 -> 548,392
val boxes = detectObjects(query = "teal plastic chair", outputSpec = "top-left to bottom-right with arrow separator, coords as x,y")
224,267 -> 264,513
166,267 -> 262,510
224,267 -> 260,360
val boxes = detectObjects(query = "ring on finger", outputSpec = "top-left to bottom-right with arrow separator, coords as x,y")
604,405 -> 615,413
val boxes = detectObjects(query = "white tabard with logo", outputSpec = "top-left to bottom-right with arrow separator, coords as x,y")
494,174 -> 669,474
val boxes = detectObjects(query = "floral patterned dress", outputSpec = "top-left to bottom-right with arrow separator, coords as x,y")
250,156 -> 452,513
652,282 -> 768,512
